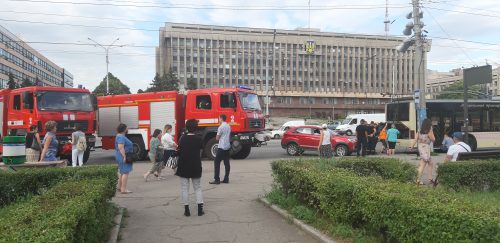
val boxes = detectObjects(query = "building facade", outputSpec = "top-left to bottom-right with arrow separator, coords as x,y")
157,23 -> 422,118
0,25 -> 73,88
426,68 -> 500,99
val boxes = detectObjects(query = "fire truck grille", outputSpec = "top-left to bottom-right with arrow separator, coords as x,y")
249,119 -> 263,128
57,121 -> 88,132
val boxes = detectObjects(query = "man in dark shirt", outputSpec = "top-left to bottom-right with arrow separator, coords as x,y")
355,119 -> 368,157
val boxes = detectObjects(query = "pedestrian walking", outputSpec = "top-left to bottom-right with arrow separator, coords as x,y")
386,123 -> 400,156
210,114 -> 231,184
71,124 -> 86,167
25,125 -> 42,162
355,119 -> 368,157
115,123 -> 133,194
410,119 -> 436,185
378,123 -> 388,154
318,124 -> 333,158
176,119 -> 204,217
144,129 -> 163,181
40,121 -> 58,161
161,124 -> 177,179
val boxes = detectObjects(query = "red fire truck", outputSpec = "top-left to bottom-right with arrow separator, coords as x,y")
97,87 -> 265,160
0,86 -> 97,162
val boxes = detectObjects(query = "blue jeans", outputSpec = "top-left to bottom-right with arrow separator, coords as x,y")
356,137 -> 367,156
214,148 -> 230,181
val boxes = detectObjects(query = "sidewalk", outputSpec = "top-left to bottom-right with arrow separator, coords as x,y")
113,159 -> 317,243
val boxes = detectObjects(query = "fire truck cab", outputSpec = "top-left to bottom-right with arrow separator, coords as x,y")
0,87 -> 97,162
97,87 -> 265,160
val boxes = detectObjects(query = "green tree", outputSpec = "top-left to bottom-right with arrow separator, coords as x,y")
186,75 -> 198,90
35,77 -> 42,86
92,73 -> 131,96
7,73 -> 17,89
20,78 -> 33,87
146,70 -> 179,92
436,80 -> 482,99
137,89 -> 144,94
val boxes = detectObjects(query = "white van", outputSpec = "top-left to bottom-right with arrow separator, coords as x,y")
335,114 -> 385,136
271,120 -> 305,139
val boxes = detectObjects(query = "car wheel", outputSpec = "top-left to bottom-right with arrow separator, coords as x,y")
274,134 -> 280,139
335,144 -> 348,157
286,143 -> 300,156
346,130 -> 353,136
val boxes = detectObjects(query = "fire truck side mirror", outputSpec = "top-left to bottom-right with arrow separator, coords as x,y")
22,92 -> 34,110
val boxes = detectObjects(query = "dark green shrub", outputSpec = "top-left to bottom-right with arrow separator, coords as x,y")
0,165 -> 117,207
0,179 -> 115,242
272,160 -> 500,242
334,157 -> 416,182
438,160 -> 500,191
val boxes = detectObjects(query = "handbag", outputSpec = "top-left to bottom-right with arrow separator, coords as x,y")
125,152 -> 138,164
31,134 -> 41,151
165,154 -> 178,169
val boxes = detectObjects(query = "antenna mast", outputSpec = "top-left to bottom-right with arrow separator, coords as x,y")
384,0 -> 390,37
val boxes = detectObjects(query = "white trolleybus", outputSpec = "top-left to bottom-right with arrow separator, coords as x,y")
385,99 -> 500,151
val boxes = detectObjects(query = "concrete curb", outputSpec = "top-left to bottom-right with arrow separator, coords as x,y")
107,207 -> 125,243
259,198 -> 337,243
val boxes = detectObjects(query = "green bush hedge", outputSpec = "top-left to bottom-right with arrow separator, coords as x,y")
272,160 -> 500,242
0,165 -> 117,207
334,157 -> 416,182
438,160 -> 500,191
0,178 -> 115,242
275,157 -> 416,183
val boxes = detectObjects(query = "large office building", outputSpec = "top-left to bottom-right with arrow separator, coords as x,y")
0,25 -> 73,88
157,23 -> 424,118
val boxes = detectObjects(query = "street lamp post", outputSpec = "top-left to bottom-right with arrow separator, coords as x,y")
88,37 -> 121,95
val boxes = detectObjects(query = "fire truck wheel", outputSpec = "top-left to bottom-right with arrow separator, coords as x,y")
204,137 -> 218,160
231,144 -> 251,160
130,136 -> 147,160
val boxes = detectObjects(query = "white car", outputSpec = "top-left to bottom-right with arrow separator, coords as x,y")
271,120 -> 305,139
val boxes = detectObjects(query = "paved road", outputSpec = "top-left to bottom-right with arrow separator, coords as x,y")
87,140 -> 294,166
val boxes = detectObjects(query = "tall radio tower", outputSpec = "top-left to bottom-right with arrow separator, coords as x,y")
384,0 -> 390,37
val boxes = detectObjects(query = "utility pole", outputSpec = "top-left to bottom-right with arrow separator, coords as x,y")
88,37 -> 121,95
412,0 -> 426,130
265,29 -> 276,120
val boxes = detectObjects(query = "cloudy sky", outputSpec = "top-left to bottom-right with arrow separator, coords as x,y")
1,0 -> 500,92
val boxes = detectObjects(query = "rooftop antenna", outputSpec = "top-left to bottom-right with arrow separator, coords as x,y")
384,0 -> 390,37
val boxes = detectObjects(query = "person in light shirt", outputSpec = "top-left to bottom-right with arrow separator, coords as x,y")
161,124 -> 177,179
210,114 -> 231,184
444,132 -> 471,162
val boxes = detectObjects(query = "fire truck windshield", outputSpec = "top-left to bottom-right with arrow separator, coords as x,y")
37,91 -> 93,112
238,92 -> 261,111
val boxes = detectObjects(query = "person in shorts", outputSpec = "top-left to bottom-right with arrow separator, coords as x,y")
386,123 -> 400,156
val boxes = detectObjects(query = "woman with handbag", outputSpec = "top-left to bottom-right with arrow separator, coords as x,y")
161,124 -> 177,177
410,118 -> 436,185
144,129 -> 164,181
115,123 -> 134,194
40,121 -> 59,161
176,119 -> 204,217
25,125 -> 42,162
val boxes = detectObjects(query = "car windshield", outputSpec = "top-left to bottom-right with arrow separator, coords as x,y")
37,91 -> 93,112
342,118 -> 352,125
238,92 -> 262,111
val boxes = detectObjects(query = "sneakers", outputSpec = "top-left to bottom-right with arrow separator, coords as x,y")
221,179 -> 229,184
209,180 -> 220,184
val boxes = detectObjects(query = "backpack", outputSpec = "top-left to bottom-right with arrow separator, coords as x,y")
76,134 -> 87,152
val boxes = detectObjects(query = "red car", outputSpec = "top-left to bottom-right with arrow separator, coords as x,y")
281,125 -> 356,156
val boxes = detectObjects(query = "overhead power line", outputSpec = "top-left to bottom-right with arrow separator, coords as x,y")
6,0 -> 409,10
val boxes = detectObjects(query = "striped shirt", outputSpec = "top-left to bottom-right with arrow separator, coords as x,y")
217,122 -> 231,150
